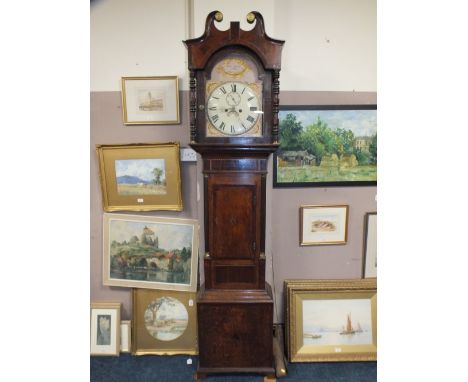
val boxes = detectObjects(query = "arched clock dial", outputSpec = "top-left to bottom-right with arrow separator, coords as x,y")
206,82 -> 261,136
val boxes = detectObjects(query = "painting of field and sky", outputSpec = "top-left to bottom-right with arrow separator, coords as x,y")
115,158 -> 166,196
274,105 -> 377,187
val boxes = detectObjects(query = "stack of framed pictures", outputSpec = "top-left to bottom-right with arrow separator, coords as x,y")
99,213 -> 199,355
93,82 -> 201,354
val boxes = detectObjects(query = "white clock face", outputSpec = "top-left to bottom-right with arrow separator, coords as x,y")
206,82 -> 261,136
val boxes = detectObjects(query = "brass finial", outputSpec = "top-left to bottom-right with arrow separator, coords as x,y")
215,11 -> 223,22
246,12 -> 256,24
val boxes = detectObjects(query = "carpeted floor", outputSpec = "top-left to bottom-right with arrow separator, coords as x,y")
91,354 -> 376,381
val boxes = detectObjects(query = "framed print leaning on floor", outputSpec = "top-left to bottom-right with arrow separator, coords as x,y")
90,302 -> 121,356
96,142 -> 183,212
285,279 -> 377,362
102,213 -> 199,292
132,289 -> 197,355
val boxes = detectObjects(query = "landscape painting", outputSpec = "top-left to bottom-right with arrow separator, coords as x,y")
286,279 -> 376,362
103,214 -> 199,292
115,158 -> 166,196
274,105 -> 377,187
132,289 -> 197,355
144,296 -> 188,341
302,298 -> 373,346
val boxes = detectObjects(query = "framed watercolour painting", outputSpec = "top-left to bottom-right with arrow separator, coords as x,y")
132,289 -> 197,355
103,213 -> 199,292
273,105 -> 377,187
362,212 -> 377,278
121,76 -> 180,125
90,302 -> 121,356
285,279 -> 377,362
300,205 -> 348,245
96,142 -> 182,212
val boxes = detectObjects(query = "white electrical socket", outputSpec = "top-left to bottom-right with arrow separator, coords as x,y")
180,148 -> 197,162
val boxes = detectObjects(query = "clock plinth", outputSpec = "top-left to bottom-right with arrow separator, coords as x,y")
196,284 -> 275,376
184,11 -> 284,380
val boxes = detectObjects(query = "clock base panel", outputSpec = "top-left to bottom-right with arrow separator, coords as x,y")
196,284 -> 274,374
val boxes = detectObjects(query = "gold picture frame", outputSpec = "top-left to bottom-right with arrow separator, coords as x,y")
121,76 -> 180,125
96,142 -> 183,212
300,205 -> 349,245
90,302 -> 121,356
132,289 -> 197,355
103,213 -> 199,292
285,279 -> 377,362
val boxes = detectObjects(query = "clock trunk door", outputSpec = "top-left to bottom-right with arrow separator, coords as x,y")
208,174 -> 260,260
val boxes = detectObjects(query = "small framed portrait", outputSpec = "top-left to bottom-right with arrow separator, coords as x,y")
300,205 -> 349,245
90,302 -> 121,356
121,76 -> 180,125
132,289 -> 197,355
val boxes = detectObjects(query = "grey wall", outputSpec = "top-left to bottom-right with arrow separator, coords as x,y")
90,90 -> 376,322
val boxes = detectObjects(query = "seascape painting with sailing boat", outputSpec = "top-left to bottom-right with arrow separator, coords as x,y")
302,299 -> 372,346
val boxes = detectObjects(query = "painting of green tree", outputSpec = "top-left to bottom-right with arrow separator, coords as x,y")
275,107 -> 377,185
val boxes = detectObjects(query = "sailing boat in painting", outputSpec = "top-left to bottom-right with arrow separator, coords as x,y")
340,313 -> 357,335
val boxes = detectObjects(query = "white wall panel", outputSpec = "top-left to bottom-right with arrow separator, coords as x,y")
91,0 -> 188,91
91,0 -> 376,92
275,0 -> 376,91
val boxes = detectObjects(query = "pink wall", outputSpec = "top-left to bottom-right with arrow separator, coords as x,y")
90,90 -> 377,321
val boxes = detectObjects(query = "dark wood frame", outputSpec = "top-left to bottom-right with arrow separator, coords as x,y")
273,104 -> 377,188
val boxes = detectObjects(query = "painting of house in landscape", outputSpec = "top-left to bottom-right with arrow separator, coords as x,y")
105,216 -> 197,291
115,158 -> 166,196
302,298 -> 373,346
274,106 -> 377,186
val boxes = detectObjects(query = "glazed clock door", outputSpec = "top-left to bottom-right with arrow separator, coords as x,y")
207,173 -> 261,289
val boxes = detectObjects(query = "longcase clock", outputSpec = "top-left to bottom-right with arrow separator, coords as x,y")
184,11 -> 284,380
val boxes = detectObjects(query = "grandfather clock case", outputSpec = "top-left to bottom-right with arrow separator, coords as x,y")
184,11 -> 284,379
